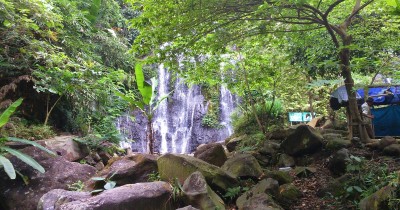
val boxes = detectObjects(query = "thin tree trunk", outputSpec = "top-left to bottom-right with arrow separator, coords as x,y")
339,36 -> 370,142
147,120 -> 154,154
44,94 -> 63,126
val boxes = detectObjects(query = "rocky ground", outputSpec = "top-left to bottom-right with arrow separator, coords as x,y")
289,146 -> 400,210
1,125 -> 399,210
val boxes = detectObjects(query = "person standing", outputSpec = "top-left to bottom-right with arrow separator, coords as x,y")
362,97 -> 374,139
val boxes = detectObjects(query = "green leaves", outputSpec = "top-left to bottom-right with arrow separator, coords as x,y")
2,146 -> 45,174
0,98 -> 23,128
135,62 -> 152,105
0,155 -> 16,179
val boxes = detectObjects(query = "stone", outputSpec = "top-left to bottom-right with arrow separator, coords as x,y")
58,181 -> 175,210
326,139 -> 351,151
359,185 -> 397,210
0,146 -> 96,210
293,167 -> 317,178
157,154 -> 238,193
194,143 -> 227,167
98,153 -> 158,186
382,144 -> 400,156
44,135 -> 89,162
378,136 -> 397,150
277,154 -> 295,167
258,141 -> 280,156
237,193 -> 284,210
176,206 -> 200,210
263,170 -> 293,185
225,135 -> 247,152
221,153 -> 263,179
280,125 -> 324,156
277,183 -> 302,203
37,189 -> 91,210
269,127 -> 297,140
181,171 -> 225,210
327,148 -> 350,176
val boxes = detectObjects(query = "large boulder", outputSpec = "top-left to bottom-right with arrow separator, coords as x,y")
236,178 -> 279,205
96,153 -> 158,186
237,193 -> 284,210
378,136 -> 397,150
382,144 -> 400,156
225,135 -> 247,152
57,181 -> 174,210
43,135 -> 89,162
38,189 -> 91,210
359,185 -> 397,210
157,154 -> 238,193
181,171 -> 225,210
281,125 -> 324,156
0,147 -> 96,210
194,143 -> 227,167
327,148 -> 350,176
221,153 -> 263,179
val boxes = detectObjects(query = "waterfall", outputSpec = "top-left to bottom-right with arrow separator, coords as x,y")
116,65 -> 237,154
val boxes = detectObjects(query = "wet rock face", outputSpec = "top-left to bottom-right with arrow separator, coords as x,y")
0,146 -> 96,210
116,66 -> 237,154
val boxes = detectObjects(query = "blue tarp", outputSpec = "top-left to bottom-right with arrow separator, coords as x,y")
372,105 -> 400,136
330,85 -> 400,110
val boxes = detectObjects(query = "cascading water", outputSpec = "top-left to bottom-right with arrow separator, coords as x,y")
116,65 -> 237,154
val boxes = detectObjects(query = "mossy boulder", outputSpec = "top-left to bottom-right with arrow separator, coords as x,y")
157,154 -> 238,193
221,153 -> 263,179
326,139 -> 351,151
281,125 -> 323,156
263,170 -> 293,185
359,185 -> 397,210
236,193 -> 284,210
225,135 -> 247,152
277,183 -> 302,203
382,144 -> 400,156
181,171 -> 225,210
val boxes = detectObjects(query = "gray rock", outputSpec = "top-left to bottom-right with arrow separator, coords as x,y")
0,146 -> 96,210
281,125 -> 324,156
379,136 -> 397,149
382,144 -> 400,156
277,154 -> 295,167
59,181 -> 174,210
225,135 -> 247,152
237,193 -> 284,210
181,171 -> 225,210
44,135 -> 89,162
221,153 -> 263,179
176,206 -> 200,210
38,189 -> 91,210
327,148 -> 350,176
100,153 -> 158,186
157,154 -> 238,193
359,185 -> 396,210
194,143 -> 227,167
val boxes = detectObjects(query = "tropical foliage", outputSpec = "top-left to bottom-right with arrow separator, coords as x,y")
0,99 -> 55,179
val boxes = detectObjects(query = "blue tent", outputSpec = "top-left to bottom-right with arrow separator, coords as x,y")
330,85 -> 400,136
372,105 -> 400,136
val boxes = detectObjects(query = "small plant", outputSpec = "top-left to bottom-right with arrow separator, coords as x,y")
147,171 -> 161,182
223,186 -> 249,200
90,171 -> 118,194
169,178 -> 183,202
67,180 -> 85,192
0,98 -> 56,180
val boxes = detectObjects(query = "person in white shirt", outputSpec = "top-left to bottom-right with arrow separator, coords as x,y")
361,97 -> 374,139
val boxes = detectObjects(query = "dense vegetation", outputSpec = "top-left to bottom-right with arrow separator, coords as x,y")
1,0 -> 400,209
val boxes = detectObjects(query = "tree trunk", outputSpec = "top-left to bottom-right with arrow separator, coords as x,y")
147,120 -> 154,154
339,36 -> 370,142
